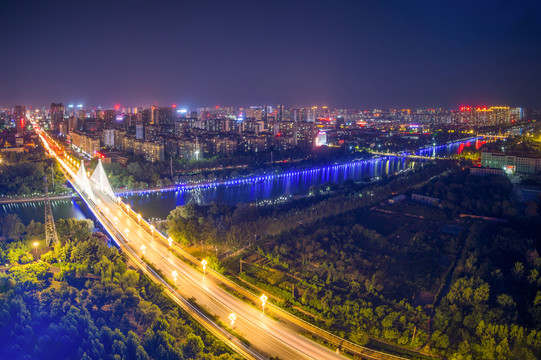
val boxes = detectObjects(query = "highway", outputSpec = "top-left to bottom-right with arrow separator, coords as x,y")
35,125 -> 418,360
92,187 -> 346,360
36,127 -> 350,359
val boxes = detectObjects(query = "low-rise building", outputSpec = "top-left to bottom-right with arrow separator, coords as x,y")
481,152 -> 541,174
411,193 -> 440,206
469,167 -> 505,176
389,194 -> 405,204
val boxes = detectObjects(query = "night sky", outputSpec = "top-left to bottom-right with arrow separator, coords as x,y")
2,0 -> 541,109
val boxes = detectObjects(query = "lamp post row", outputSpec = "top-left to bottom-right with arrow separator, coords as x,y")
115,194 -> 269,333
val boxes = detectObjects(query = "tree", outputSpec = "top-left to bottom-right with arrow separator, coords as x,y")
126,331 -> 150,360
512,262 -> 525,278
0,214 -> 25,240
183,333 -> 204,358
25,220 -> 44,237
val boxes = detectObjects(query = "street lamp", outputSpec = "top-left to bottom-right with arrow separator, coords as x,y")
149,225 -> 154,237
116,196 -> 121,204
140,244 -> 146,255
168,237 -> 173,247
124,227 -> 129,238
137,213 -> 142,225
126,204 -> 130,213
33,241 -> 39,257
260,294 -> 268,314
201,259 -> 207,276
229,313 -> 237,328
172,270 -> 178,282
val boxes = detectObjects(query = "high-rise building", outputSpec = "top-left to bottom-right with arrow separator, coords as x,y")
141,108 -> 151,125
303,107 -> 316,122
50,103 -> 64,133
68,116 -> 79,133
135,124 -> 144,140
65,104 -> 75,117
145,125 -> 159,141
70,130 -> 100,155
104,129 -> 116,148
104,110 -> 116,128
510,107 -> 524,122
151,105 -> 158,124
460,106 -> 511,125
291,109 -> 300,122
335,116 -> 345,129
276,105 -> 284,122
156,107 -> 174,126
14,105 -> 26,136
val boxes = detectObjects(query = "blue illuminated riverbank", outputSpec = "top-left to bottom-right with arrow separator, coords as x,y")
0,137 -> 486,224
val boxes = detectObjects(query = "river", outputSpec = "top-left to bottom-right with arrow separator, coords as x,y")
1,137 -> 486,224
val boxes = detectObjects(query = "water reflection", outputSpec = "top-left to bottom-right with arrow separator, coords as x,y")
0,199 -> 87,225
1,137 -> 484,223
126,156 -> 413,220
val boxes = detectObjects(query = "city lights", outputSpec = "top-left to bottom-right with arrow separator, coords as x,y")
5,11 -> 537,357
228,313 -> 237,328
260,294 -> 267,314
201,259 -> 207,276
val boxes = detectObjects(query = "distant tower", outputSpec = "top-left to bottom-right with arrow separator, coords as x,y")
44,176 -> 59,246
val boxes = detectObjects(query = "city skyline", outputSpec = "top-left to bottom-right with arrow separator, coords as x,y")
2,0 -> 541,109
0,102 -> 532,111
2,1 -> 541,359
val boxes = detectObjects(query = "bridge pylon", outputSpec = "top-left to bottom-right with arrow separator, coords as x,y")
76,160 -> 95,202
90,159 -> 116,201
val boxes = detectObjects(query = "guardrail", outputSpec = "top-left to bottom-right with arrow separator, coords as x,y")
72,183 -> 264,360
